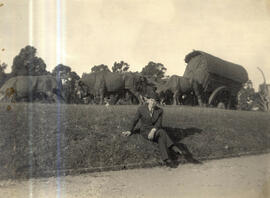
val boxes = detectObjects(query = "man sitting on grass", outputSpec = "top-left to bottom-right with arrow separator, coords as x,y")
122,92 -> 183,168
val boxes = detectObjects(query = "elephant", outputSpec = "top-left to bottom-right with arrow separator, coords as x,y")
156,75 -> 203,106
75,71 -> 156,105
0,75 -> 65,103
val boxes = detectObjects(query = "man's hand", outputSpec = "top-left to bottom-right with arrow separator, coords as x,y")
148,128 -> 156,140
122,131 -> 132,137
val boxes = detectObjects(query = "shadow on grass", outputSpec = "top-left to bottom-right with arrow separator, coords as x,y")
164,127 -> 202,142
165,127 -> 203,166
133,127 -> 203,166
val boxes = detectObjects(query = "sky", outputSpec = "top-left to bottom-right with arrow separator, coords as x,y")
1,0 -> 270,90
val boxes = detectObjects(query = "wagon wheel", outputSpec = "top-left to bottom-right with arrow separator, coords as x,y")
208,86 -> 231,109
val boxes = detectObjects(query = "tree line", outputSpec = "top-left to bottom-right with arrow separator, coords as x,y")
0,45 -> 168,83
0,45 -> 168,103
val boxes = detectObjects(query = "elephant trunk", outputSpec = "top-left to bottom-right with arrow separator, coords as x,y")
197,96 -> 203,106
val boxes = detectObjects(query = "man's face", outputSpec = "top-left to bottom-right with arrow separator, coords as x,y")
146,98 -> 157,108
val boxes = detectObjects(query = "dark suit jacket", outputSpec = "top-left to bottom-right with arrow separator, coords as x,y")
130,104 -> 163,138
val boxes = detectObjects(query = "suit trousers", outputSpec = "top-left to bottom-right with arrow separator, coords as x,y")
153,129 -> 174,161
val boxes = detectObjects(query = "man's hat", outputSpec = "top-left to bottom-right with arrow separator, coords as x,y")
144,92 -> 159,101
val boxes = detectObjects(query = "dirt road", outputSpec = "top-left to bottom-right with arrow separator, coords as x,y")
1,153 -> 269,198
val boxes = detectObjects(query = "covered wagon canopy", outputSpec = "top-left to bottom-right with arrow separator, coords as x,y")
184,50 -> 249,84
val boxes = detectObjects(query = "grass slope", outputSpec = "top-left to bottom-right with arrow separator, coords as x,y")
0,103 -> 269,179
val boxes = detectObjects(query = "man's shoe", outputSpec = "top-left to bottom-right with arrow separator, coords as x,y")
171,145 -> 183,156
164,159 -> 177,168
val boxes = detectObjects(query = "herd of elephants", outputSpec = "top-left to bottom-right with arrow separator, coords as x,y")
0,50 -> 269,111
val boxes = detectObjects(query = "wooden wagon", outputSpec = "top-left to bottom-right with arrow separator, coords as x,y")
183,50 -> 249,109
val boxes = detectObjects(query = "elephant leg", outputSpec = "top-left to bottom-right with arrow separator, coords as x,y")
124,91 -> 132,104
0,94 -> 5,102
129,89 -> 143,104
113,93 -> 122,105
197,96 -> 203,106
177,93 -> 182,105
139,95 -> 145,104
45,91 -> 55,103
192,81 -> 203,106
93,92 -> 98,104
53,94 -> 63,103
8,89 -> 17,103
99,89 -> 105,105
93,89 -> 100,104
173,91 -> 179,105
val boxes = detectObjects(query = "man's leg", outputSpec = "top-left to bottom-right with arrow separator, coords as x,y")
155,129 -> 174,161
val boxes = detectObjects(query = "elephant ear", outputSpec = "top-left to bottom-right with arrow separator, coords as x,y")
132,76 -> 140,91
135,75 -> 147,91
76,80 -> 88,95
125,73 -> 139,90
75,80 -> 82,90
139,76 -> 146,83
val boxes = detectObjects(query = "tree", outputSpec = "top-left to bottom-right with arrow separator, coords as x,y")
0,62 -> 8,88
52,64 -> 80,103
0,62 -> 7,73
91,64 -> 110,73
11,45 -> 48,76
256,67 -> 269,111
111,61 -> 129,73
52,64 -> 72,78
141,61 -> 167,81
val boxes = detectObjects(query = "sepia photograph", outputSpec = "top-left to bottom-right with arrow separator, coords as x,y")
0,0 -> 270,197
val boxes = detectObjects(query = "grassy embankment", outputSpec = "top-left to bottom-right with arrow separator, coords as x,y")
0,103 -> 269,179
